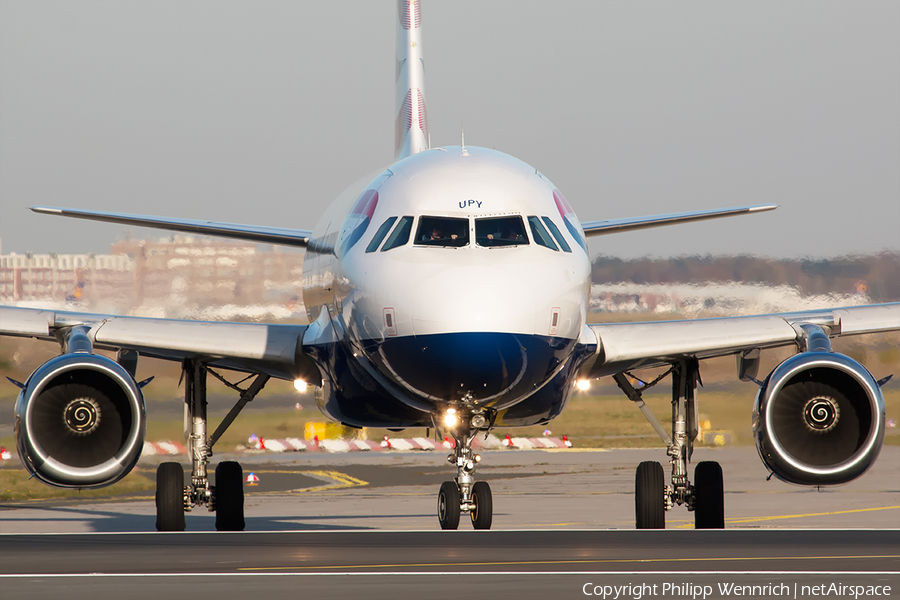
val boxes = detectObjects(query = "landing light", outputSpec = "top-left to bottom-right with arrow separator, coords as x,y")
293,379 -> 308,393
576,379 -> 591,391
443,408 -> 459,428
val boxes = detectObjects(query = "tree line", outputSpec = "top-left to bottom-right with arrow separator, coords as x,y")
591,252 -> 900,302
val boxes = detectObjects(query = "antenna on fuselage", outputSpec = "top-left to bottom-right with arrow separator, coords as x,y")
461,121 -> 469,156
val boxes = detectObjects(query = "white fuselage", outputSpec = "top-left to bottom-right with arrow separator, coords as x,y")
300,146 -> 592,426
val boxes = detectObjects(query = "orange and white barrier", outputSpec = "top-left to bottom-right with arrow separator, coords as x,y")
142,441 -> 188,456
139,434 -> 573,457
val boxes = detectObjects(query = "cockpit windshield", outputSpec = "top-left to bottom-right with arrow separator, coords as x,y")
415,216 -> 469,247
475,216 -> 528,247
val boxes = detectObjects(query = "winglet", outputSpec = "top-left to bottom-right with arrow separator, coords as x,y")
31,206 -> 62,215
395,0 -> 429,160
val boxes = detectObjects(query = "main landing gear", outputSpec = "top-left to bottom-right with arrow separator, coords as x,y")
436,405 -> 494,530
155,359 -> 269,531
613,359 -> 725,530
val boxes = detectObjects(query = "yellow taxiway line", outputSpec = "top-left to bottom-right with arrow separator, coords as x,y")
675,505 -> 900,528
240,554 -> 900,572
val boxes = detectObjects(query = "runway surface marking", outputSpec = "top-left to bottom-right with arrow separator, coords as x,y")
256,470 -> 368,493
238,554 -> 900,572
2,570 -> 897,578
672,505 -> 900,528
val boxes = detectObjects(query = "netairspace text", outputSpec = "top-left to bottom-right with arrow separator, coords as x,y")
582,582 -> 893,599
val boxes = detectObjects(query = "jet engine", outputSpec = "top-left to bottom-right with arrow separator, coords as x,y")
753,350 -> 885,486
14,350 -> 146,489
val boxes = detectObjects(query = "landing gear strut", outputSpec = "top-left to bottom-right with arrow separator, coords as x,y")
436,406 -> 493,530
614,359 -> 725,530
155,359 -> 269,531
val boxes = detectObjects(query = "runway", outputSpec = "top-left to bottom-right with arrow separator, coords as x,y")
3,529 -> 899,573
2,447 -> 898,598
1,530 -> 897,599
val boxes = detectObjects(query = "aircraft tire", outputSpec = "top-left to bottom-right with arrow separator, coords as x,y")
470,481 -> 493,530
693,461 -> 725,529
156,462 -> 186,532
215,461 -> 245,531
437,481 -> 461,530
635,461 -> 665,529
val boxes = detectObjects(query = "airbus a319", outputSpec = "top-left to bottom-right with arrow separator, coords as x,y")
2,1 -> 897,532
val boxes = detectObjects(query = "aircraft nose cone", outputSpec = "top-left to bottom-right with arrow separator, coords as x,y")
378,331 -> 570,405
370,265 -> 574,405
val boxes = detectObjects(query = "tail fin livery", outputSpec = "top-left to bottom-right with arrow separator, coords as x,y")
395,0 -> 429,159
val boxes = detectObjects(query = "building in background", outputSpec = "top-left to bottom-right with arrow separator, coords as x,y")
0,251 -> 134,309
0,236 -> 305,320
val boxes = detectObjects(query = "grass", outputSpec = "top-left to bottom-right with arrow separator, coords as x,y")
0,467 -> 156,502
492,388 -> 900,448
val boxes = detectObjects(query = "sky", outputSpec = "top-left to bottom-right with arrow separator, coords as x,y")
1,0 -> 898,259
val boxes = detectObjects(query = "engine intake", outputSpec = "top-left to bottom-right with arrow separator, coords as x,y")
15,353 -> 146,488
753,351 -> 885,486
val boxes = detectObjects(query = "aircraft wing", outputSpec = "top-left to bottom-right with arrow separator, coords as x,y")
31,206 -> 312,248
578,302 -> 900,378
581,204 -> 776,237
0,306 -> 319,383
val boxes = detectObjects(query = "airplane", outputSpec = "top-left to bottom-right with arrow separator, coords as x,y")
1,0 -> 897,532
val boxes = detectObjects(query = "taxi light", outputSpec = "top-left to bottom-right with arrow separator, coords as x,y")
293,379 -> 308,393
576,379 -> 591,391
443,408 -> 459,428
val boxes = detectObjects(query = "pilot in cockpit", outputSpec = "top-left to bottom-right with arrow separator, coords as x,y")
487,226 -> 522,243
427,227 -> 458,242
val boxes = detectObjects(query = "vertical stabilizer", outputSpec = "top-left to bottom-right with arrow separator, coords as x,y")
395,0 -> 429,160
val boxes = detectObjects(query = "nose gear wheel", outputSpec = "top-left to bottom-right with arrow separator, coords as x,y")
437,481 -> 461,530
470,480 -> 493,530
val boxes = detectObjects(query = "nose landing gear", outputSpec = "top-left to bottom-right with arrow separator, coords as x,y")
436,406 -> 494,530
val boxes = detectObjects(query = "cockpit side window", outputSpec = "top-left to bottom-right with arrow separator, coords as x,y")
527,216 -> 559,251
414,216 -> 469,247
365,216 -> 398,253
381,216 -> 414,251
475,216 -> 528,247
540,216 -> 572,253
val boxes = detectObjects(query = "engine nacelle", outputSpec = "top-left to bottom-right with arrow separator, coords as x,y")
753,351 -> 885,486
14,353 -> 146,488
